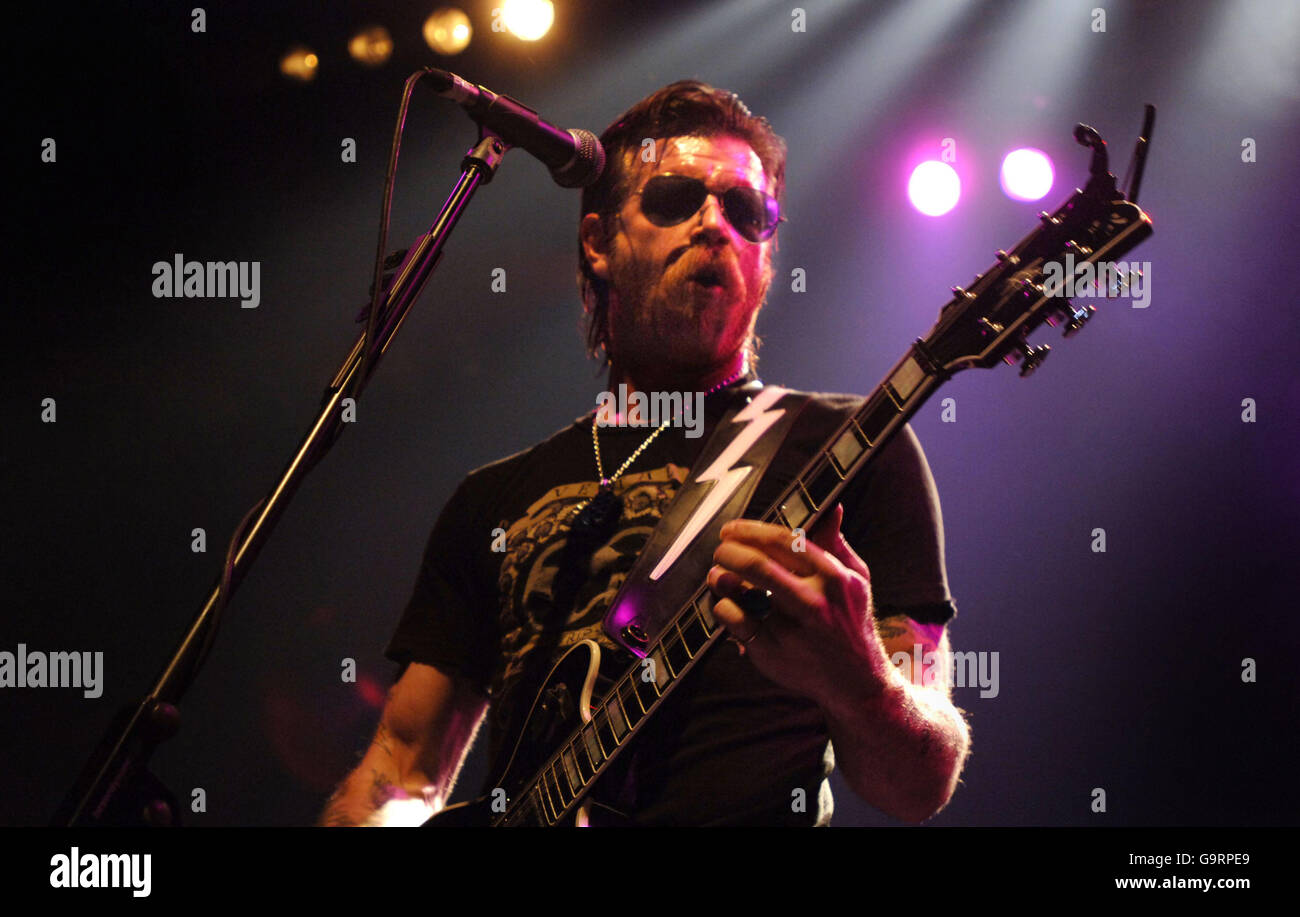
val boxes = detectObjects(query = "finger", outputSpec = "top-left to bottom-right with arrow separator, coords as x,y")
706,564 -> 749,599
711,540 -> 825,624
711,597 -> 763,645
805,504 -> 870,582
807,503 -> 844,552
718,518 -> 839,582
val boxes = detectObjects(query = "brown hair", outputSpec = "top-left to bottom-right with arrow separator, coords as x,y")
578,80 -> 787,366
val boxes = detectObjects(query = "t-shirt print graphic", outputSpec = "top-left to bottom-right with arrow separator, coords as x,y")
490,463 -> 688,705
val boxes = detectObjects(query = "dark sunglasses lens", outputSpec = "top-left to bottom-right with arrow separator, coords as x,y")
640,176 -> 779,241
640,176 -> 706,226
722,188 -> 779,242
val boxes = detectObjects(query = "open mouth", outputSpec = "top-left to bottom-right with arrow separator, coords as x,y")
688,266 -> 727,288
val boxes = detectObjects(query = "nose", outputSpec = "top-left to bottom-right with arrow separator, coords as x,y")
692,191 -> 731,244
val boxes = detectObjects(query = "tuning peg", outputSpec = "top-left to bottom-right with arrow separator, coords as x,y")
1039,211 -> 1061,226
995,249 -> 1020,266
1005,341 -> 1051,377
1061,302 -> 1096,338
1109,267 -> 1140,295
1019,277 -> 1045,300
1063,240 -> 1093,256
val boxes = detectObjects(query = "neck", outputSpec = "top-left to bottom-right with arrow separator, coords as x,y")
607,350 -> 750,402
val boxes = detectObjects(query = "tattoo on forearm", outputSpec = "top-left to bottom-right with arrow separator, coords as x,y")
369,768 -> 396,809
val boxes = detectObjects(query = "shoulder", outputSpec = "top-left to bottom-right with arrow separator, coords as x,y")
455,413 -> 591,499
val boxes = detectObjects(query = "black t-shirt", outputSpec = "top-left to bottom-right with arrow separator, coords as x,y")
386,375 -> 957,825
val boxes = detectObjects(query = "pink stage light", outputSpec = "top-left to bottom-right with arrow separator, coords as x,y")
1000,148 -> 1054,201
907,161 -> 961,216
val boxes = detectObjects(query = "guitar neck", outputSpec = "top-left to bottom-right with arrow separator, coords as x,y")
501,344 -> 949,826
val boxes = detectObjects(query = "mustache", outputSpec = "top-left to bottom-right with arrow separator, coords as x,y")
667,245 -> 742,285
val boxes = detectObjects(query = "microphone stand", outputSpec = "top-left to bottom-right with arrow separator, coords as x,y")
53,131 -> 512,826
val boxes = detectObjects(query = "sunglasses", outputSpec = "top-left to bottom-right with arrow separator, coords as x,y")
633,174 -> 782,243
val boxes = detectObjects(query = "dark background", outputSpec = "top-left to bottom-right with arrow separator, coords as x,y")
6,0 -> 1297,827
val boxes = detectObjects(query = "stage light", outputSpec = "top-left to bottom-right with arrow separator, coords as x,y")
424,7 -> 472,55
502,0 -> 554,42
907,161 -> 960,216
280,46 -> 319,82
348,26 -> 394,67
1000,148 -> 1054,201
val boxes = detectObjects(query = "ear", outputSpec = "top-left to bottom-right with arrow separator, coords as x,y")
580,212 -> 612,281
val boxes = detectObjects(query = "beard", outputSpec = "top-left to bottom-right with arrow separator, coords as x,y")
605,242 -> 768,374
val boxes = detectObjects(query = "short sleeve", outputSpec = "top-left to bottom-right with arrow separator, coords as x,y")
385,478 -> 498,693
837,423 -> 957,625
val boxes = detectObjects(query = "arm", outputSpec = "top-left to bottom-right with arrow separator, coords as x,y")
318,661 -> 488,826
707,505 -> 970,824
821,613 -> 970,823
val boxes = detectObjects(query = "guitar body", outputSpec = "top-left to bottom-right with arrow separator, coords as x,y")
425,640 -> 605,827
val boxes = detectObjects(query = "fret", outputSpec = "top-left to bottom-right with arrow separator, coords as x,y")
619,679 -> 646,725
672,619 -> 695,662
662,629 -> 689,676
829,420 -> 868,475
857,396 -> 897,445
680,608 -> 708,654
648,646 -> 671,692
568,739 -> 589,783
805,458 -> 842,510
582,723 -> 604,769
538,773 -> 560,821
607,692 -> 629,740
632,670 -> 658,709
889,353 -> 925,402
696,595 -> 717,630
550,763 -> 572,805
561,746 -> 582,792
779,486 -> 811,530
593,707 -> 617,752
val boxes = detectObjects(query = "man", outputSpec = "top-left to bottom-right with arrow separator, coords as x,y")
321,81 -> 970,827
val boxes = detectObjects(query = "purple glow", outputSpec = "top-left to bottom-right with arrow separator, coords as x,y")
1000,148 -> 1054,201
907,161 -> 961,216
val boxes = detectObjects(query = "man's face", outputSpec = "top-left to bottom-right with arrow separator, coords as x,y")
582,134 -> 777,377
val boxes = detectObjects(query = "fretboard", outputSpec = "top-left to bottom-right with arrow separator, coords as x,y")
499,343 -> 948,826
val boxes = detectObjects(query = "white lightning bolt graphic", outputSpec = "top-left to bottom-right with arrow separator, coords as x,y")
650,385 -> 787,581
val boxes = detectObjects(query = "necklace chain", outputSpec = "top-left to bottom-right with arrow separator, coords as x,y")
576,368 -> 749,516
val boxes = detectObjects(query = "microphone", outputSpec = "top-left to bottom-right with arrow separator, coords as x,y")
423,68 -> 605,188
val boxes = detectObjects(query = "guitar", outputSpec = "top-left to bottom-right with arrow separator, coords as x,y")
425,118 -> 1155,827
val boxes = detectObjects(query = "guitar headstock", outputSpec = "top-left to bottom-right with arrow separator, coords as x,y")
921,121 -> 1154,378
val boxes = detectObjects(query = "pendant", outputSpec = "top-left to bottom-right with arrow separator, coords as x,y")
570,487 -> 622,542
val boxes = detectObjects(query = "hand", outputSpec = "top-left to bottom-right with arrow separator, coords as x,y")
706,504 -> 892,709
